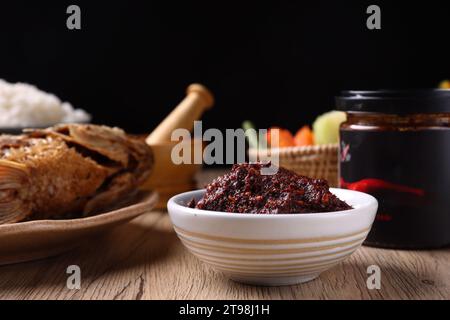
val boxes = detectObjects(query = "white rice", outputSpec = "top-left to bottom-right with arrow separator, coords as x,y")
0,79 -> 91,128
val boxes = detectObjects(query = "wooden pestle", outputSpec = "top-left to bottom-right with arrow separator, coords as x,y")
146,84 -> 214,145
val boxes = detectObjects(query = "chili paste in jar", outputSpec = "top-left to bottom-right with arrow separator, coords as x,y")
190,163 -> 351,213
337,90 -> 450,248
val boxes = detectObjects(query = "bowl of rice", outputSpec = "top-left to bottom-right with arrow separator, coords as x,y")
0,79 -> 91,134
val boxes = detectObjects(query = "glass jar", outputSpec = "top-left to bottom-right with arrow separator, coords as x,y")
336,90 -> 450,249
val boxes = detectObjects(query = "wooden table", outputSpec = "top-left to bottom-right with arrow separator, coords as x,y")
0,170 -> 449,300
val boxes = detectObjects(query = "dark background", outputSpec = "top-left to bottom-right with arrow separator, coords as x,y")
0,1 -> 449,134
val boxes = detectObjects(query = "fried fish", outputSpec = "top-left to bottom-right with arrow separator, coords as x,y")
0,124 -> 153,224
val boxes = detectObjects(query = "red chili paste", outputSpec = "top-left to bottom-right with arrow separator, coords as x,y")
190,163 -> 352,213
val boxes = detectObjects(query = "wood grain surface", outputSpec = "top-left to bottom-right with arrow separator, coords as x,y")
0,170 -> 449,300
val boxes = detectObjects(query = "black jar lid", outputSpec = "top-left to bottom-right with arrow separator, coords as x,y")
336,89 -> 450,114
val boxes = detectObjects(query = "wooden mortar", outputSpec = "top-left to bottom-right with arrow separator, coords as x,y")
142,84 -> 214,209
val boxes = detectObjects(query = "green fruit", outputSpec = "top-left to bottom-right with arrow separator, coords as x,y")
312,111 -> 347,145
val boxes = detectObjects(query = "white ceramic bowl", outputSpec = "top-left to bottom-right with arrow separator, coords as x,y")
168,188 -> 378,286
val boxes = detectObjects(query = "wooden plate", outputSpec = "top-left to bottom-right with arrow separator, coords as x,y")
0,191 -> 158,266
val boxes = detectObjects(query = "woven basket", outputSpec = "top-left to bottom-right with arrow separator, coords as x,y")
249,144 -> 339,187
